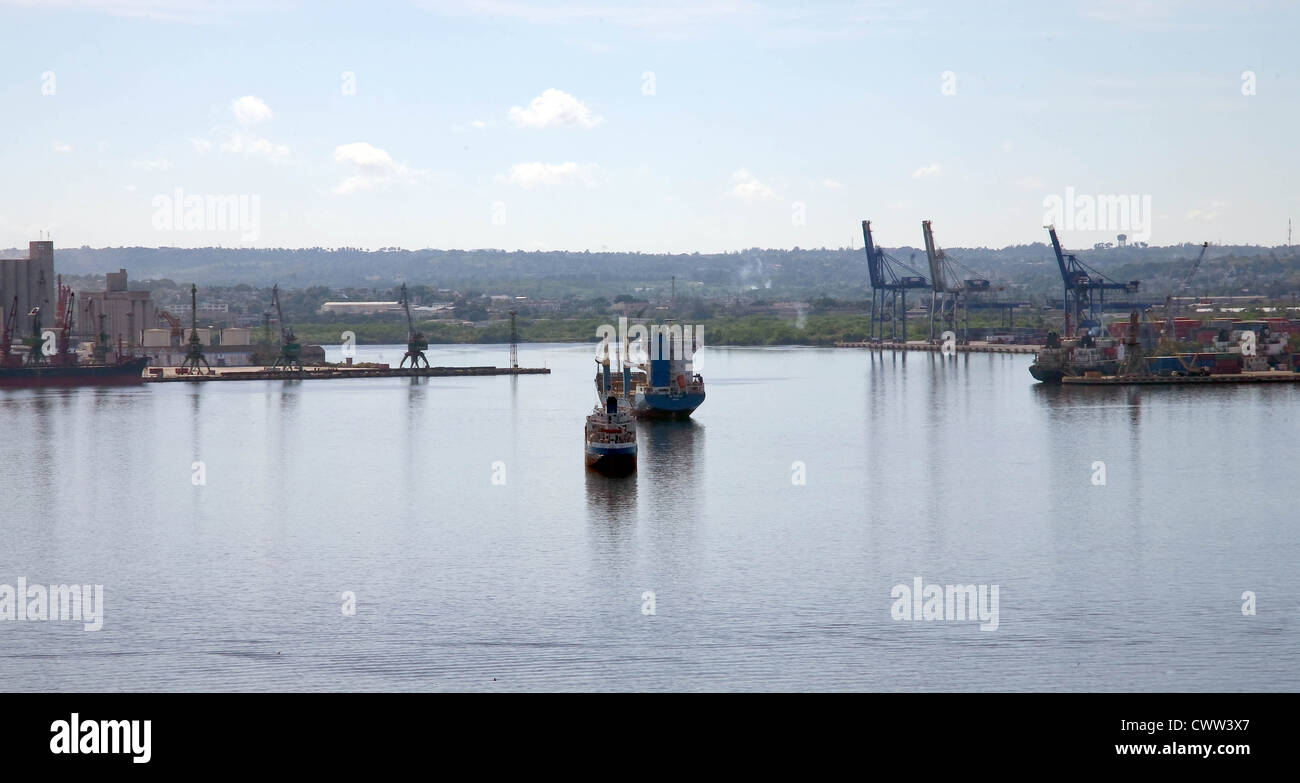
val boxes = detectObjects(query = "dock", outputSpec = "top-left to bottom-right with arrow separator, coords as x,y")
835,340 -> 1038,355
1062,371 -> 1300,386
143,365 -> 550,383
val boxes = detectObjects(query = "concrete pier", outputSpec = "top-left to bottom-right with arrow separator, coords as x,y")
835,340 -> 1039,355
143,365 -> 550,383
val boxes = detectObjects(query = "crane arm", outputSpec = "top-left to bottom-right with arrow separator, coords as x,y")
400,283 -> 415,340
1173,242 -> 1210,297
272,284 -> 292,342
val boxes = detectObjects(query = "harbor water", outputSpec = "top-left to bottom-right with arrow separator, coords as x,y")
2,343 -> 1297,691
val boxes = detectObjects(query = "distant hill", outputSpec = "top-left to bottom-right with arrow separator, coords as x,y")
8,243 -> 1300,302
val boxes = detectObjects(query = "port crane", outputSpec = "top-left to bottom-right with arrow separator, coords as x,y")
27,278 -> 77,366
55,278 -> 76,362
398,283 -> 429,368
921,220 -> 988,343
269,284 -> 303,372
90,299 -> 110,363
862,220 -> 929,341
157,309 -> 184,346
1047,225 -> 1139,337
179,284 -> 213,375
1162,241 -> 1210,346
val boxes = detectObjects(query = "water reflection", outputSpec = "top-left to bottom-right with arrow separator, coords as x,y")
637,419 -> 704,503
585,470 -> 637,537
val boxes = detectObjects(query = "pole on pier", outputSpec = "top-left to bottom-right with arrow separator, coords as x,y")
509,310 -> 519,369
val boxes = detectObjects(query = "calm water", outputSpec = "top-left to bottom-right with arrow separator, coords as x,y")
2,343 -> 1297,692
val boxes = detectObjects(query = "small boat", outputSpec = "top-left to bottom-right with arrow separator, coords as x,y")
585,394 -> 637,475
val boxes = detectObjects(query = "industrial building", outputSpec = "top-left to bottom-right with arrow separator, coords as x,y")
140,326 -> 256,367
0,240 -> 55,335
77,268 -> 155,349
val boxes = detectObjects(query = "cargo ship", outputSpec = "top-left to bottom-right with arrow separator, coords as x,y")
0,289 -> 149,387
584,394 -> 636,475
1032,312 -> 1298,382
595,325 -> 706,418
1028,331 -> 1119,383
0,356 -> 150,388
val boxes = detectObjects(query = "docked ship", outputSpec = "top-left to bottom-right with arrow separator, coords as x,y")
584,394 -> 637,475
1031,312 -> 1299,382
0,356 -> 150,387
595,325 -> 706,418
1028,331 -> 1119,383
0,290 -> 149,388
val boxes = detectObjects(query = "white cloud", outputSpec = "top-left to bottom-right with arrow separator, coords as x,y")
1016,176 -> 1044,190
1186,201 -> 1228,222
731,168 -> 775,201
232,95 -> 273,125
508,89 -> 603,129
222,130 -> 290,162
1001,140 -> 1014,153
132,157 -> 173,171
51,140 -> 73,153
331,141 -> 427,194
189,96 -> 289,162
820,177 -> 844,189
500,161 -> 597,188
334,142 -> 396,169
912,162 -> 942,179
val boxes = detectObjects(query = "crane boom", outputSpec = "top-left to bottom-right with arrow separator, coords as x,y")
272,284 -> 289,343
1164,242 -> 1209,343
861,220 -> 884,288
400,283 -> 415,341
921,220 -> 961,293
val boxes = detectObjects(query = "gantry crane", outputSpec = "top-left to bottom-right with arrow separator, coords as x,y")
862,220 -> 929,341
1047,225 -> 1139,338
179,284 -> 213,375
921,220 -> 988,343
398,283 -> 429,368
269,284 -> 303,372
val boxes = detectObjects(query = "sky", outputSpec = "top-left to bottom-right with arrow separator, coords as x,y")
0,0 -> 1296,253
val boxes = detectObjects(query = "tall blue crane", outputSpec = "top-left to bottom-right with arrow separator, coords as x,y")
922,220 -> 989,343
862,220 -> 929,341
1046,225 -> 1139,337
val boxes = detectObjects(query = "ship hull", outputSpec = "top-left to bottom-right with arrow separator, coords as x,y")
1028,359 -> 1118,384
632,389 -> 705,419
1028,363 -> 1065,383
584,442 -> 637,475
0,357 -> 149,388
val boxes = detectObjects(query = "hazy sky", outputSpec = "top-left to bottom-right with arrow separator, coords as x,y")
1,0 -> 1295,252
